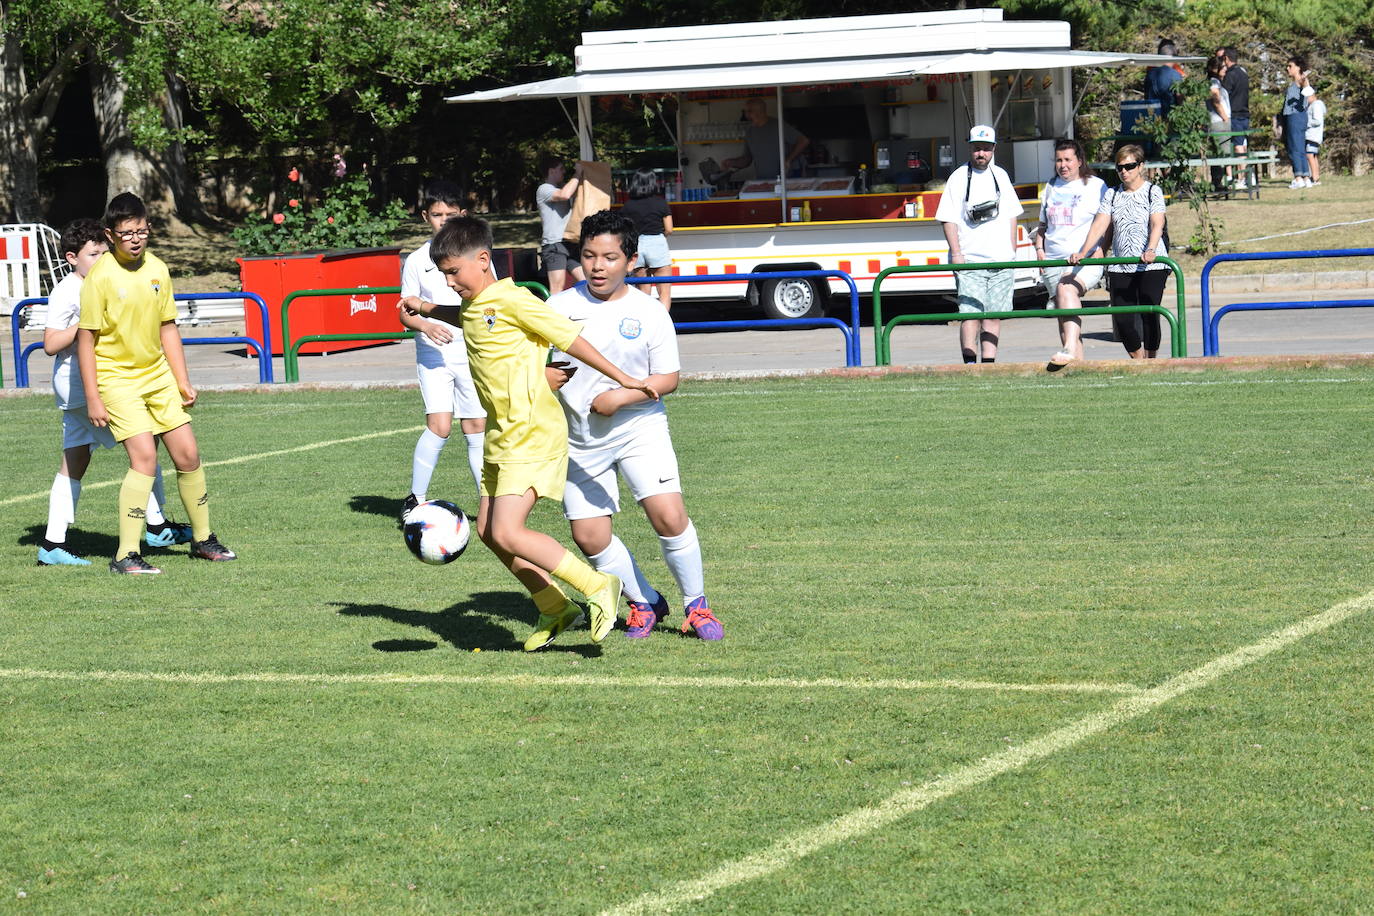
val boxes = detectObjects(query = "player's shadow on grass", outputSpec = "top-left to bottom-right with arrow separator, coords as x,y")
349,495 -> 404,527
19,524 -> 118,558
333,593 -> 602,657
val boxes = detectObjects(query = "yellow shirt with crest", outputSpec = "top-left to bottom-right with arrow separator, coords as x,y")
460,277 -> 582,464
77,250 -> 177,390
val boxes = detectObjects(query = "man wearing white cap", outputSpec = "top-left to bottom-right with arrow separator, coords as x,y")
935,125 -> 1024,364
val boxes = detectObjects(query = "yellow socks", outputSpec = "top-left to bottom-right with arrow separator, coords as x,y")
117,470 -> 155,558
551,550 -> 607,597
176,465 -> 211,542
531,583 -> 570,616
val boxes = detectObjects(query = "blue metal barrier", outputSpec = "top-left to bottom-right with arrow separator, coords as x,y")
1201,249 -> 1374,356
626,270 -> 861,367
12,292 -> 274,387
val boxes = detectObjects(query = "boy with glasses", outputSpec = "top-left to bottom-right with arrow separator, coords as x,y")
77,192 -> 237,573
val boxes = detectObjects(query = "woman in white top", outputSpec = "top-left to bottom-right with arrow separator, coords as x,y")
1206,56 -> 1232,192
1069,144 -> 1169,359
1035,139 -> 1107,366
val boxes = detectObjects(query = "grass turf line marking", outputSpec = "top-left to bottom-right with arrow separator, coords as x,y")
602,587 -> 1374,916
0,669 -> 1140,695
0,425 -> 422,507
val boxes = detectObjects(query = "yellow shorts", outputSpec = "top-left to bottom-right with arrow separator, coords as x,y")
482,453 -> 568,500
100,368 -> 192,443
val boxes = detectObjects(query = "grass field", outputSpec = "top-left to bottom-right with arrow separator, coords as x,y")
3,369 -> 1373,912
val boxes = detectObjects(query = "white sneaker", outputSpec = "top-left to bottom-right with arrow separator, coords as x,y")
1303,177 -> 1315,187
1233,179 -> 1249,191
1311,180 -> 1322,186
1288,178 -> 1305,190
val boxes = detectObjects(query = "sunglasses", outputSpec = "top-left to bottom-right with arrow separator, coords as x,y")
1116,161 -> 1141,172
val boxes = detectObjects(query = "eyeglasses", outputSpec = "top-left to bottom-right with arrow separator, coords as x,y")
1116,161 -> 1141,172
112,228 -> 150,240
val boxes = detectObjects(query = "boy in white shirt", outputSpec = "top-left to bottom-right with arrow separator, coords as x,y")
37,219 -> 186,566
1034,139 -> 1108,366
935,125 -> 1025,364
397,180 -> 488,518
1303,84 -> 1326,186
545,210 -> 721,640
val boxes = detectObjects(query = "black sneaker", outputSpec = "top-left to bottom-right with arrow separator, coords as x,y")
400,492 -> 420,522
189,533 -> 238,561
110,551 -> 162,575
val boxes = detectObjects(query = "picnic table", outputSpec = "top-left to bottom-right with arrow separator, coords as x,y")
1090,131 -> 1279,200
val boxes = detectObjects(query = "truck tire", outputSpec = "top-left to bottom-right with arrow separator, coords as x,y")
758,277 -> 825,320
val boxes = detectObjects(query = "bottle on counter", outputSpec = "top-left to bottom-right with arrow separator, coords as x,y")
857,164 -> 868,194
801,200 -> 812,222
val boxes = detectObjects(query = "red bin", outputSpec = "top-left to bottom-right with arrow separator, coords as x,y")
237,247 -> 403,355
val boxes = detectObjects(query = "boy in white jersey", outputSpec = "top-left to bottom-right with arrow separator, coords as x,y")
397,180 -> 487,518
546,210 -> 721,640
36,219 -> 188,566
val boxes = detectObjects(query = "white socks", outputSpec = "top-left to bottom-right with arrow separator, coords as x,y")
465,431 -> 484,496
410,428 -> 447,500
588,536 -> 660,605
45,474 -> 80,542
659,520 -> 705,605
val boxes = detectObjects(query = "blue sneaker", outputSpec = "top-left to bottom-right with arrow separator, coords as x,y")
37,545 -> 91,567
145,521 -> 194,548
680,596 -> 723,641
624,593 -> 670,639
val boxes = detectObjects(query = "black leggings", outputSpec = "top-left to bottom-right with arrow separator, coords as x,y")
1108,270 -> 1170,354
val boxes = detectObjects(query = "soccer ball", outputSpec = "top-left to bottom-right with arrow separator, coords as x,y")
403,499 -> 471,565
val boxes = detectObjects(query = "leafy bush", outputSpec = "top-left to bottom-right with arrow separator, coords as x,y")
232,167 -> 407,256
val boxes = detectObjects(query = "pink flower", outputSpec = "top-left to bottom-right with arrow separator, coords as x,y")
288,198 -> 300,208
288,168 -> 300,182
327,216 -> 335,224
272,213 -> 285,225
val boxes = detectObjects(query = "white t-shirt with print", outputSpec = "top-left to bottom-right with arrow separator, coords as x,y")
400,240 -> 468,369
547,283 -> 680,452
44,272 -> 86,410
1038,176 -> 1108,259
935,163 -> 1024,262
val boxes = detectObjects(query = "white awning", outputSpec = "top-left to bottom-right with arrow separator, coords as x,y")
448,50 -> 1188,103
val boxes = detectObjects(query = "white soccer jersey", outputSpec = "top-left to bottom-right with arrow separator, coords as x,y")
547,283 -> 680,452
401,240 -> 467,368
44,272 -> 85,410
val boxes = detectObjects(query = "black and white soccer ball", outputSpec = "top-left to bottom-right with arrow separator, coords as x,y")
402,499 -> 471,565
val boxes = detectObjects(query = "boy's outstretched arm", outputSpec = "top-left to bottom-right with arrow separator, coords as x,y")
564,335 -> 659,401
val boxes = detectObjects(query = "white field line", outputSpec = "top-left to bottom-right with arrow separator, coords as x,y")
0,425 -> 422,507
0,668 -> 1140,695
673,376 -> 1369,398
602,587 -> 1374,916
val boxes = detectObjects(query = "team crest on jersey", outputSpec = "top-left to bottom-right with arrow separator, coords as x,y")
483,307 -> 497,329
618,317 -> 643,340
150,280 -> 161,294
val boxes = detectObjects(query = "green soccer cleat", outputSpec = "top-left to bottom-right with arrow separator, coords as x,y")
523,601 -> 584,652
586,573 -> 622,644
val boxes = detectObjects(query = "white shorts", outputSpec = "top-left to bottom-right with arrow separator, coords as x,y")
637,234 -> 672,270
1042,264 -> 1104,300
62,407 -> 117,451
563,421 -> 682,520
417,361 -> 484,419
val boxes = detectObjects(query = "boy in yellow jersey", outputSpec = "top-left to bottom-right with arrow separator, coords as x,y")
406,216 -> 657,650
76,192 -> 236,574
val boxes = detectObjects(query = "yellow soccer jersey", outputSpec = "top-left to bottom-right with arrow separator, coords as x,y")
461,278 -> 582,464
77,251 -> 177,388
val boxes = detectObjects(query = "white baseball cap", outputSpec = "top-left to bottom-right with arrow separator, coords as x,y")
969,125 -> 997,145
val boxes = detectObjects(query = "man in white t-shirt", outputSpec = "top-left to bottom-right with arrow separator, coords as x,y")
935,125 -> 1025,364
535,156 -> 585,295
397,180 -> 489,519
545,209 -> 722,641
37,219 -> 184,566
1035,139 -> 1108,366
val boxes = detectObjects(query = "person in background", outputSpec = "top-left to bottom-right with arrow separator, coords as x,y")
935,125 -> 1024,365
1220,48 -> 1251,190
1303,81 -> 1326,186
721,98 -> 809,180
1069,144 -> 1169,360
536,155 -> 585,293
1206,56 -> 1232,192
620,168 -> 675,309
1144,39 -> 1184,119
1036,139 -> 1107,368
1281,56 -> 1313,190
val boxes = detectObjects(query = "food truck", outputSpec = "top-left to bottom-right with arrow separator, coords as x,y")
450,9 -> 1173,318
